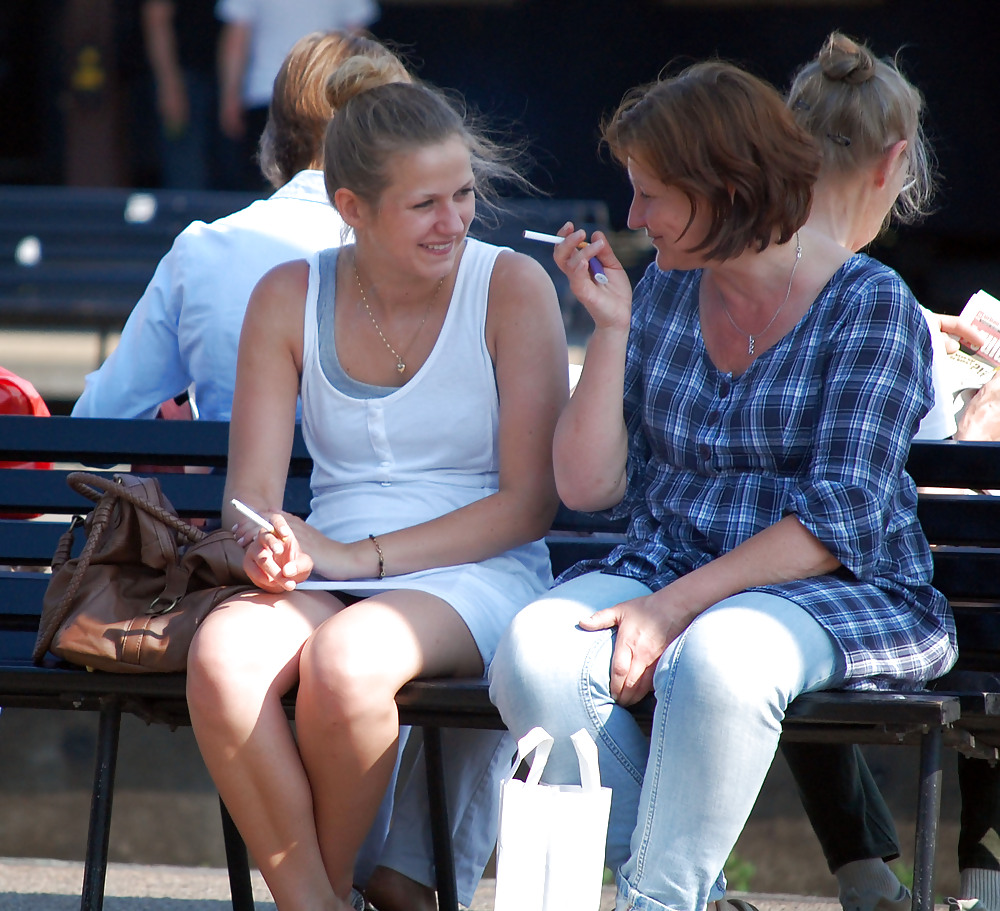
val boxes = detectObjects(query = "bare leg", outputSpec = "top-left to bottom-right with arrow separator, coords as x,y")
187,587 -> 350,911
296,590 -> 483,902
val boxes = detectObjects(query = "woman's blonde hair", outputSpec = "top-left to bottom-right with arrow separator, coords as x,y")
258,31 -> 410,189
323,59 -> 533,215
787,32 -> 936,225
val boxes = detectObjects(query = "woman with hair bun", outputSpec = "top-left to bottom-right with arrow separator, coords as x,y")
782,32 -> 1000,911
488,58 -> 954,911
185,63 -> 568,911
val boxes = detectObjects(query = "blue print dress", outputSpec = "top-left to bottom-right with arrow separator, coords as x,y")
562,253 -> 956,691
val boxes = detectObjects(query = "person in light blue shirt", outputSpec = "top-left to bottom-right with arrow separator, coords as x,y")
73,31 -> 369,423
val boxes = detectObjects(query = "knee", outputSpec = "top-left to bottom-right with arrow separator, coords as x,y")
656,606 -> 796,722
186,609 -> 274,713
298,626 -> 392,723
489,597 -> 605,737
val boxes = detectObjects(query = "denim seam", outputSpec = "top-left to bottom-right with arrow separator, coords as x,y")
578,629 -> 646,788
630,627 -> 687,884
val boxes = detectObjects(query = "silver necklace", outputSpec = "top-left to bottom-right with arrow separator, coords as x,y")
718,231 -> 802,356
354,264 -> 442,374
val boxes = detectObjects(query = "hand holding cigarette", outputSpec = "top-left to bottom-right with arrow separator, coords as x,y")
523,230 -> 609,284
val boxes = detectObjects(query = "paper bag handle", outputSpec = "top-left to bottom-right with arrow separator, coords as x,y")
512,727 -> 604,791
570,728 -> 603,792
513,727 -> 554,786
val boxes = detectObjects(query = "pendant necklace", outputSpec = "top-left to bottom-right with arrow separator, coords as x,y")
355,264 -> 443,374
718,231 -> 802,356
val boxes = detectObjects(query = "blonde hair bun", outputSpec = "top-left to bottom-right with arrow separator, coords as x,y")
325,55 -> 410,111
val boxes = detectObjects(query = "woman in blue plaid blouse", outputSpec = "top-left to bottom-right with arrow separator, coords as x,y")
489,60 -> 956,911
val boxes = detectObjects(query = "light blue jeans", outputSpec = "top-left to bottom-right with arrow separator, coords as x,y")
488,571 -> 846,911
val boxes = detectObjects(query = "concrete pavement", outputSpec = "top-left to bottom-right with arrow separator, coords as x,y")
0,856 -> 916,911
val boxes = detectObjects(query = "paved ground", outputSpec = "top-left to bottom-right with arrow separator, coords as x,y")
0,856 -> 865,911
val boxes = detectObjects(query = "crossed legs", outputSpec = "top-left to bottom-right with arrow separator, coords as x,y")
187,586 -> 482,911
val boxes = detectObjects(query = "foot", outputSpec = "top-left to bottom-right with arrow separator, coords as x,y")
713,901 -> 760,911
948,900 -> 985,911
364,865 -> 437,911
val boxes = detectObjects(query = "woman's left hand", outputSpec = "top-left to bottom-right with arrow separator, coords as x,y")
242,514 -> 314,592
579,590 -> 696,706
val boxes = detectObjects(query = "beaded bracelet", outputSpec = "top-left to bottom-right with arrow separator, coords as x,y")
368,534 -> 386,579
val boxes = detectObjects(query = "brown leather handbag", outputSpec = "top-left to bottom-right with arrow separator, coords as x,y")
33,472 -> 253,673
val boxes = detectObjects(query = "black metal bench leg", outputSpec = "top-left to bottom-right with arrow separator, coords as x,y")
220,796 -> 256,911
424,725 -> 459,911
911,727 -> 943,911
80,699 -> 121,911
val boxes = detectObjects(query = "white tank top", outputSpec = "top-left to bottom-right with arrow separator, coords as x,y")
300,239 -> 504,540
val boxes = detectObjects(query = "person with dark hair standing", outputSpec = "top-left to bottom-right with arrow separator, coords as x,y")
488,59 -> 955,911
140,0 -> 224,189
783,32 -> 1000,911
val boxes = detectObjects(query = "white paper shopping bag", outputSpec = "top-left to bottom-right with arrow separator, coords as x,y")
493,727 -> 613,911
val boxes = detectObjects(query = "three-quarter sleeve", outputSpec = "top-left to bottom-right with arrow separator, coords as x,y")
784,272 -> 933,578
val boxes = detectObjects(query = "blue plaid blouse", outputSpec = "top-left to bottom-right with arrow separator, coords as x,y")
563,253 -> 956,691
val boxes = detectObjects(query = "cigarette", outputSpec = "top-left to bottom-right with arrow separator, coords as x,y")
230,498 -> 276,535
522,230 -> 609,284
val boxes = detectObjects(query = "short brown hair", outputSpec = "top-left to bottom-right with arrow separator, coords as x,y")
258,31 -> 410,189
603,61 -> 821,260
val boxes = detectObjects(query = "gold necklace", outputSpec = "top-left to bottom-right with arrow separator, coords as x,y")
354,264 -> 443,374
718,231 -> 802,356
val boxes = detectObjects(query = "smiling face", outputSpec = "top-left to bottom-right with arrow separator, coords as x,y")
359,134 -> 476,282
626,154 -> 712,271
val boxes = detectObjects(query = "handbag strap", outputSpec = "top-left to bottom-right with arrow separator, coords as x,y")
510,728 -> 604,791
68,472 -> 206,545
32,491 -> 119,661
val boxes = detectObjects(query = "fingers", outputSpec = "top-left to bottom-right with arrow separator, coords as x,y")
578,606 -> 619,631
608,636 -> 632,702
238,523 -> 299,590
608,635 -> 657,706
618,665 -> 656,707
936,313 -> 986,351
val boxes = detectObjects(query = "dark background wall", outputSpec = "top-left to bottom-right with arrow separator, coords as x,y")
0,0 -> 998,305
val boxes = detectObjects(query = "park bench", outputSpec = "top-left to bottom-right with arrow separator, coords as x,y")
0,186 -> 263,356
0,415 -> 997,911
0,186 -> 613,371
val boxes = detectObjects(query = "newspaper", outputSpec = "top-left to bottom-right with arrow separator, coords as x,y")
945,289 -> 1000,393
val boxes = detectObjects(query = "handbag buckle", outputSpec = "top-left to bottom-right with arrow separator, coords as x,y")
147,595 -> 181,615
